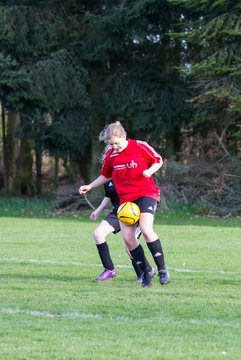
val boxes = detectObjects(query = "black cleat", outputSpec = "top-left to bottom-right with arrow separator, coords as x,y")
142,272 -> 152,287
141,268 -> 156,288
159,269 -> 170,285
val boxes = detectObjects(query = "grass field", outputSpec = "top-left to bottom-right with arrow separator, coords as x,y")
0,210 -> 240,359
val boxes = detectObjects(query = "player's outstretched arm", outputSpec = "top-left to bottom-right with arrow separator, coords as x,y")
79,175 -> 111,194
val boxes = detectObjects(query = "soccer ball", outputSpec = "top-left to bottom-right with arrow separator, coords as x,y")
117,202 -> 140,225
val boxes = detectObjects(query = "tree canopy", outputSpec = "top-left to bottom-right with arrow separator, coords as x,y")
0,0 -> 240,214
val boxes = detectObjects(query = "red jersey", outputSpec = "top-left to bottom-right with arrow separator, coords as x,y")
101,139 -> 162,203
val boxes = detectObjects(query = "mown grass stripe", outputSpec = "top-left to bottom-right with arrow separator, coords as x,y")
0,308 -> 240,328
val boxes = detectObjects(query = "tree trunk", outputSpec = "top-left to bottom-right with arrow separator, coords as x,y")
89,65 -> 107,181
6,112 -> 19,193
90,113 -> 106,179
54,156 -> 59,189
1,108 -> 19,195
35,146 -> 42,196
14,137 -> 34,196
164,126 -> 182,160
1,105 -> 8,194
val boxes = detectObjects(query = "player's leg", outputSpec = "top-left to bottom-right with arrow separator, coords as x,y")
120,222 -> 155,287
106,213 -> 151,281
137,197 -> 170,285
93,219 -> 117,281
125,244 -> 155,282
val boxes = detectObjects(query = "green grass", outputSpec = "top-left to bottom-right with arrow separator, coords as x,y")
0,211 -> 241,359
0,197 -> 57,217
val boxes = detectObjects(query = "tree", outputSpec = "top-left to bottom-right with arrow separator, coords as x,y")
0,52 -> 35,194
179,0 -> 241,152
0,0 -> 191,196
165,0 -> 241,214
0,2 -> 90,194
80,0 -> 189,162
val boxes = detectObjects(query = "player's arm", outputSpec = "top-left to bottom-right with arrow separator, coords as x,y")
79,175 -> 111,194
143,162 -> 163,178
136,140 -> 163,178
90,197 -> 111,220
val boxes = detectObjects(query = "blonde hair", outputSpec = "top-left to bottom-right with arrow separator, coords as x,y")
99,145 -> 111,163
99,121 -> 126,143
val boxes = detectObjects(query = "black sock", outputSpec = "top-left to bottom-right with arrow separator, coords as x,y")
131,258 -> 143,277
130,244 -> 150,273
96,242 -> 114,270
147,239 -> 166,271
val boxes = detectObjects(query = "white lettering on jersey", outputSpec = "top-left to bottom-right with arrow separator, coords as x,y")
113,160 -> 138,171
114,164 -> 126,170
126,160 -> 137,168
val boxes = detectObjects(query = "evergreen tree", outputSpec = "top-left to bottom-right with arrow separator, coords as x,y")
178,0 -> 241,151
0,0 -> 191,194
0,2 -> 90,193
80,0 -> 189,159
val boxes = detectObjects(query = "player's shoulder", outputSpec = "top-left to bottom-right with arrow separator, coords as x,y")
128,139 -> 146,146
135,139 -> 161,157
136,139 -> 150,149
136,139 -> 148,146
104,180 -> 113,191
105,147 -> 113,156
103,147 -> 114,160
106,180 -> 114,188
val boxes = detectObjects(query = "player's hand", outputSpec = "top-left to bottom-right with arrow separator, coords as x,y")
90,212 -> 99,221
142,169 -> 152,178
79,185 -> 91,194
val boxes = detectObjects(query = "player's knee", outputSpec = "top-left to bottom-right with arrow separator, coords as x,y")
140,227 -> 154,240
122,234 -> 136,249
93,229 -> 101,242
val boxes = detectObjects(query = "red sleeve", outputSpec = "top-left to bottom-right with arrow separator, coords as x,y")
136,140 -> 162,164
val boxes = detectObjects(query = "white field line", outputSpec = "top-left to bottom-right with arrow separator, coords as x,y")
0,257 -> 129,268
0,257 -> 241,275
0,308 -> 240,328
0,308 -> 101,319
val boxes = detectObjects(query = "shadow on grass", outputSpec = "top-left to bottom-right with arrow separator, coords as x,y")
0,273 -> 88,283
1,208 -> 241,227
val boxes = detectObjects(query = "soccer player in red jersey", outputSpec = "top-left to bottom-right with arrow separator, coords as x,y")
79,121 -> 170,287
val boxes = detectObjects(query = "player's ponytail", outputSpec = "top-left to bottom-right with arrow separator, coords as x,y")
99,145 -> 111,163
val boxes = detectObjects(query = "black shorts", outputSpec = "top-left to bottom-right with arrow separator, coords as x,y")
104,211 -> 120,234
133,197 -> 157,215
